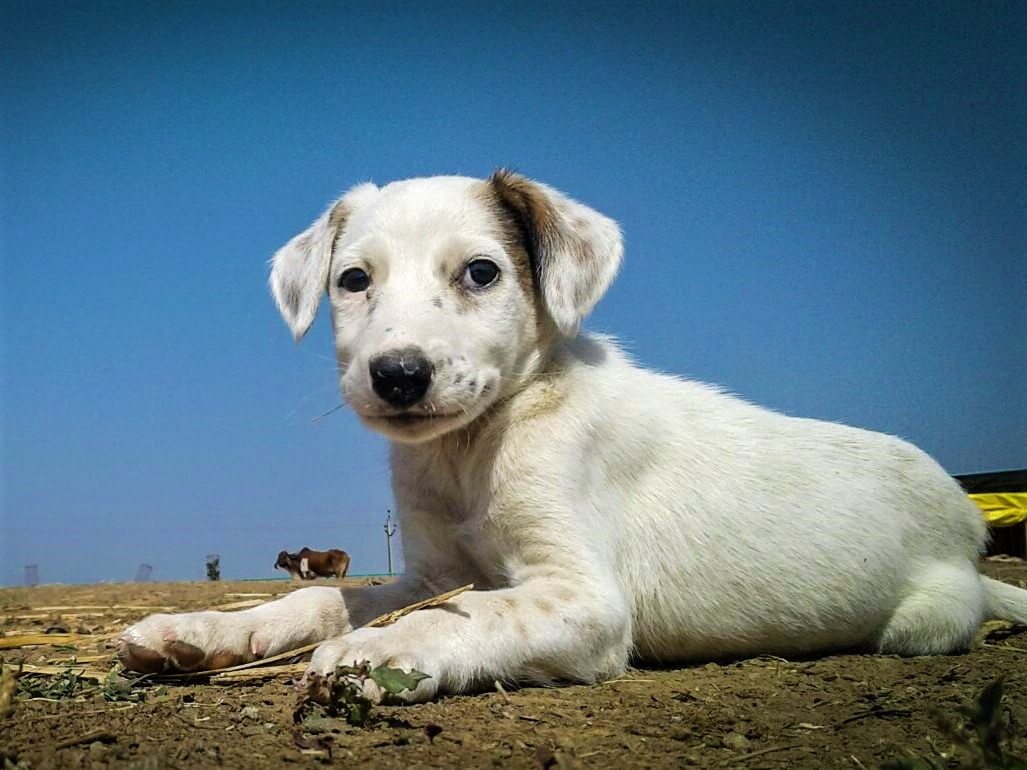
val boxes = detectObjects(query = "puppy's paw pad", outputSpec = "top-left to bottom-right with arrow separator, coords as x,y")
166,640 -> 207,671
118,612 -> 255,673
208,650 -> 246,669
117,641 -> 169,674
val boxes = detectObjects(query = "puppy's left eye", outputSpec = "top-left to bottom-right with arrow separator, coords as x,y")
337,268 -> 370,293
462,259 -> 500,289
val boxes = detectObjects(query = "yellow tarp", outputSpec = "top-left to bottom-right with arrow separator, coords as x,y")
972,492 -> 1027,527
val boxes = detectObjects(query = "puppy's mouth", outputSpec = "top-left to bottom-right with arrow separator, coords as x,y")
370,412 -> 458,426
360,409 -> 462,430
341,369 -> 502,441
355,403 -> 472,443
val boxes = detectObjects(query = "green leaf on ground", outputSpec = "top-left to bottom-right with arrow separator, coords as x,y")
369,666 -> 430,695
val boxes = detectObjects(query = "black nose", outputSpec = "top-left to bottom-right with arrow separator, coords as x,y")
369,348 -> 433,408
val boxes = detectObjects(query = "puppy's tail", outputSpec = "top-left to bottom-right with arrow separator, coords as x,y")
983,576 -> 1027,624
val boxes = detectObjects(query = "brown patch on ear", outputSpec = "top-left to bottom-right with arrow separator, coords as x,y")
534,597 -> 555,615
324,198 -> 352,290
488,169 -> 561,263
487,168 -> 597,273
490,168 -> 604,287
327,198 -> 351,230
475,174 -> 542,302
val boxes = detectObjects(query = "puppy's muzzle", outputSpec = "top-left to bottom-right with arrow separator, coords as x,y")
369,347 -> 434,408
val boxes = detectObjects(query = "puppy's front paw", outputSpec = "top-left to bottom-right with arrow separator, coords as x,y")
118,611 -> 260,673
305,627 -> 440,704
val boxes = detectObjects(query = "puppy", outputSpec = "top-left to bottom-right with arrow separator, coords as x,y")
118,170 -> 1027,699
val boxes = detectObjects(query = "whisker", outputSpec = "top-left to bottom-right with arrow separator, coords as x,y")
310,403 -> 346,423
284,381 -> 342,422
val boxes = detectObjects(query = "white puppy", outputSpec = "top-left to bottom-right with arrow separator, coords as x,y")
119,171 -> 1027,701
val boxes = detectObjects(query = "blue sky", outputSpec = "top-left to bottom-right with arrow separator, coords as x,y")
1,1 -> 1024,586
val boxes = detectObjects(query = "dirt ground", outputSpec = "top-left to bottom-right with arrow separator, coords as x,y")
2,563 -> 1027,770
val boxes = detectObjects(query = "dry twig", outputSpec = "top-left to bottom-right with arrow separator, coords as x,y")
721,743 -> 807,765
2,663 -> 108,682
210,664 -> 307,684
54,728 -> 115,750
0,634 -> 92,650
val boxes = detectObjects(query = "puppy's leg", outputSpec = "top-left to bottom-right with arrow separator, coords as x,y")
875,562 -> 985,655
119,579 -> 433,673
306,576 -> 631,703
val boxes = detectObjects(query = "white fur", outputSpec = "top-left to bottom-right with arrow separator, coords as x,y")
120,173 -> 1026,701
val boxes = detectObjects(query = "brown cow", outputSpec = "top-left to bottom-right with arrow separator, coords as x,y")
274,548 -> 350,579
274,550 -> 305,580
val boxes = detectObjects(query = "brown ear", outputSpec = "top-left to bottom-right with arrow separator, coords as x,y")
489,169 -> 623,336
268,182 -> 379,341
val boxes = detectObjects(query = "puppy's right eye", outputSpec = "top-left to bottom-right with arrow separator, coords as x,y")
337,268 -> 370,293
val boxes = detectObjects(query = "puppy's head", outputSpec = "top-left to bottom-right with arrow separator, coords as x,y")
270,171 -> 622,443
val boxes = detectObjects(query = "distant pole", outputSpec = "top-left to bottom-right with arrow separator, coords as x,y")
384,511 -> 398,575
135,563 -> 153,583
24,565 -> 39,586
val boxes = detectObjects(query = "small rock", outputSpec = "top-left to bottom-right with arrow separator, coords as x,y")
263,722 -> 279,735
672,691 -> 700,703
722,732 -> 751,752
301,716 -> 344,734
240,725 -> 264,737
240,705 -> 260,721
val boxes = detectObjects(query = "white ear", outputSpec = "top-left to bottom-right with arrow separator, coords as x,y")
489,170 -> 623,336
269,182 -> 379,341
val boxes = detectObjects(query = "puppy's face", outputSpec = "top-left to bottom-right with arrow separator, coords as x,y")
327,177 -> 541,441
270,171 -> 622,444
